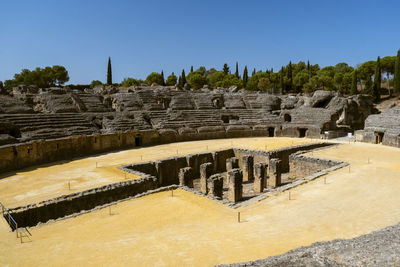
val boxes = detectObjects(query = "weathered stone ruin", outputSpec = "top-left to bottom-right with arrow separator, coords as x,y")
3,142 -> 347,228
0,85 -> 377,172
356,105 -> 400,147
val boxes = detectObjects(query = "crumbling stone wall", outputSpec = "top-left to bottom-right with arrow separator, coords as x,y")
9,176 -> 158,228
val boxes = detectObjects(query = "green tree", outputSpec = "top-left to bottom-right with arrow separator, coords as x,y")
246,72 -> 269,91
166,72 -> 177,86
342,72 -> 353,94
235,62 -> 239,78
350,71 -> 358,95
146,72 -> 164,85
252,68 -> 256,76
293,69 -> 310,91
121,78 -> 140,87
90,80 -> 103,88
209,71 -> 226,87
215,74 -> 243,88
364,75 -> 373,95
190,66 -> 194,73
395,50 -> 400,94
257,77 -> 270,91
223,63 -> 230,74
243,66 -> 248,87
4,66 -> 69,89
107,57 -> 112,85
372,56 -> 381,101
280,67 -> 285,93
287,61 -> 293,91
186,72 -> 208,89
180,69 -> 187,87
381,56 -> 396,95
161,70 -> 165,86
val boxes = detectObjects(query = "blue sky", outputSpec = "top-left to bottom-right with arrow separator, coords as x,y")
1,0 -> 399,84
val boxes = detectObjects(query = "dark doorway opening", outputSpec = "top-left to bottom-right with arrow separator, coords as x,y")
375,132 -> 384,144
135,134 -> 142,146
298,128 -> 307,138
284,114 -> 291,122
268,127 -> 275,137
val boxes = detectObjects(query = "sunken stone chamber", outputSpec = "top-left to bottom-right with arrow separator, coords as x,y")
5,142 -> 344,229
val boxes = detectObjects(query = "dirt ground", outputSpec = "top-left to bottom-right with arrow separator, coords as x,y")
1,138 -> 400,266
0,137 -> 311,208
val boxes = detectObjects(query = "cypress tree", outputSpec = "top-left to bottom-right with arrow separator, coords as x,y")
161,70 -> 165,86
307,60 -> 310,73
107,57 -> 112,85
350,70 -> 358,95
223,63 -> 229,74
190,66 -> 194,73
373,56 -> 381,101
252,68 -> 256,76
287,61 -> 293,91
394,49 -> 400,94
235,62 -> 239,78
181,69 -> 186,85
243,66 -> 248,87
280,67 -> 285,93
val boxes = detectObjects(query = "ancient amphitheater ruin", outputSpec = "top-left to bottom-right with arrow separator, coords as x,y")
0,84 -> 399,266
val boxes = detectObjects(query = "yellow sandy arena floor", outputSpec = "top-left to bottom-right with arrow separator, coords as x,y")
1,138 -> 400,266
0,137 -> 311,208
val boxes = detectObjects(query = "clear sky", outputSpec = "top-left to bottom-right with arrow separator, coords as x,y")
1,0 -> 399,84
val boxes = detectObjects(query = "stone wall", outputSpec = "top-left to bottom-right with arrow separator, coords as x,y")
8,176 -> 157,228
289,153 -> 340,178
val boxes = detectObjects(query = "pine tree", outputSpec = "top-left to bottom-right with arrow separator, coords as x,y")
161,70 -> 165,86
243,66 -> 248,87
394,49 -> 400,95
235,62 -> 239,78
190,66 -> 194,73
223,63 -> 229,74
373,56 -> 381,101
107,57 -> 112,85
350,70 -> 358,95
280,67 -> 285,93
287,61 -> 293,91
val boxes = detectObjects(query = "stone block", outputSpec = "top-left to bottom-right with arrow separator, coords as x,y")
208,174 -> 223,199
268,158 -> 282,188
253,163 -> 266,193
242,155 -> 254,182
200,162 -> 213,194
179,167 -> 194,188
228,169 -> 243,203
226,157 -> 239,172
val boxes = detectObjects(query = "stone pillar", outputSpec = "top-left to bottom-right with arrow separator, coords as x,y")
253,163 -> 266,193
268,159 -> 282,188
228,169 -> 243,203
226,157 -> 239,172
208,174 -> 223,199
179,167 -> 194,188
200,162 -> 213,194
242,155 -> 254,182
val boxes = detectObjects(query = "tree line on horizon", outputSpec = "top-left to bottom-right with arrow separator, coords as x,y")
2,50 -> 400,102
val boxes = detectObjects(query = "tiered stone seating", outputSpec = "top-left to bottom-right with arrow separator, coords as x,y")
0,113 -> 99,141
37,91 -> 78,113
136,89 -> 165,110
71,91 -> 109,112
101,113 -> 152,132
0,95 -> 33,114
111,92 -> 143,112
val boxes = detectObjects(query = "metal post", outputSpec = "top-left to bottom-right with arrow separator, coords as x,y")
324,177 -> 326,184
68,181 -> 71,191
238,212 -> 240,223
16,223 -> 18,238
